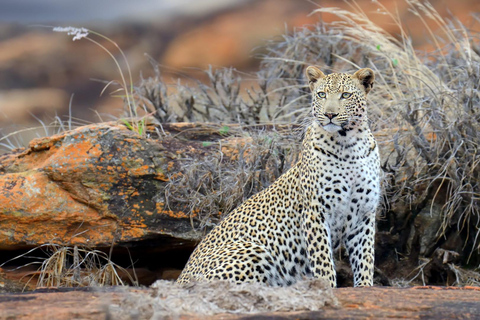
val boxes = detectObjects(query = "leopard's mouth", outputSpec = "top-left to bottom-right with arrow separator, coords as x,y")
320,118 -> 349,132
322,123 -> 343,133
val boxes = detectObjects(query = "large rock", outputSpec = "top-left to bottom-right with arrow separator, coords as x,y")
1,286 -> 480,319
0,122 -> 247,249
0,121 -> 299,251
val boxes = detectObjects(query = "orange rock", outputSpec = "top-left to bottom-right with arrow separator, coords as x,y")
0,121 -> 296,250
0,122 -> 215,249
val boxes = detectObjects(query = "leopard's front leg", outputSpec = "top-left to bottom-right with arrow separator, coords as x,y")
302,205 -> 336,287
344,211 -> 375,287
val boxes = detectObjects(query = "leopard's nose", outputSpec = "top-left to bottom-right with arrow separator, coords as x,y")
324,113 -> 338,119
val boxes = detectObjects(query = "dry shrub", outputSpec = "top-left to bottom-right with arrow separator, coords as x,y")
136,1 -> 480,281
163,127 -> 302,230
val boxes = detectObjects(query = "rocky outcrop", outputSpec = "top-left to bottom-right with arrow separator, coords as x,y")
0,121 -> 297,250
1,286 -> 479,319
1,122 -> 184,249
0,122 -> 203,248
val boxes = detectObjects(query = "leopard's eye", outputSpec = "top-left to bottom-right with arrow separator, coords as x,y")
317,92 -> 326,99
341,92 -> 352,99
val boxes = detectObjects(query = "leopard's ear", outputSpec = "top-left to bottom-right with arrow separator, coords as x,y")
353,68 -> 375,94
306,66 -> 325,91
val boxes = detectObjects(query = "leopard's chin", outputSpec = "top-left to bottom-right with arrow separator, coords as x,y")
322,123 -> 343,133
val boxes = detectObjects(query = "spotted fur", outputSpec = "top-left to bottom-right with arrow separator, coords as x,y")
176,67 -> 380,287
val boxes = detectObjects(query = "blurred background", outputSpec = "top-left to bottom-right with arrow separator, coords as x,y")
0,0 -> 479,150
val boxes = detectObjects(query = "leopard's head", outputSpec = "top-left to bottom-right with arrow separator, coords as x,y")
306,66 -> 374,134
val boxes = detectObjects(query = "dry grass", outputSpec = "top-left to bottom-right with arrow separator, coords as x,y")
0,244 -> 137,289
448,264 -> 480,286
0,103 -> 92,153
36,244 -> 138,288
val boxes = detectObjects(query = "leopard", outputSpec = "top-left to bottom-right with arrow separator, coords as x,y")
176,66 -> 380,287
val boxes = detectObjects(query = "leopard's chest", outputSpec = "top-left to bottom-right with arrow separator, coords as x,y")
301,136 -> 380,246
